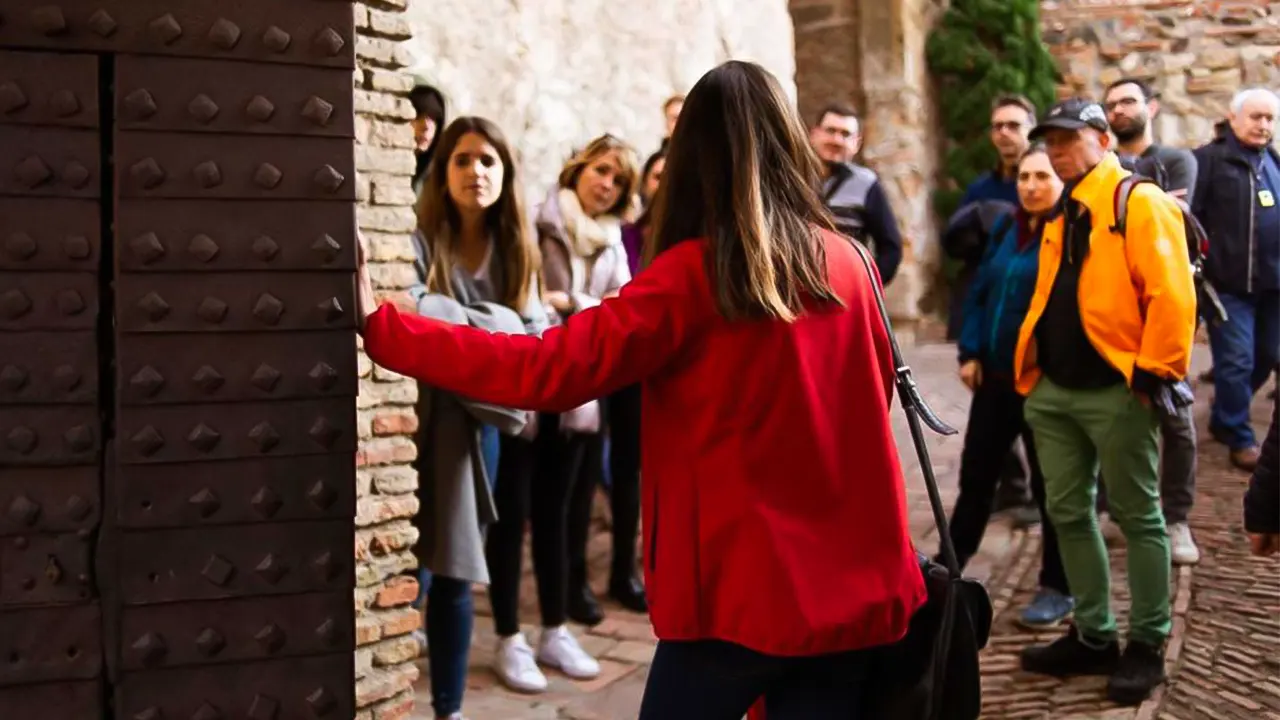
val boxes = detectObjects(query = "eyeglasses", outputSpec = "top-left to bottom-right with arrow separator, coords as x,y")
991,121 -> 1024,132
1103,98 -> 1141,111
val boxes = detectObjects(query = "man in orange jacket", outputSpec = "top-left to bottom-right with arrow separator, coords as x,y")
1012,99 -> 1197,706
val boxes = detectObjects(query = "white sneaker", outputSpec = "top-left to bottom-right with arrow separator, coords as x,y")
537,625 -> 601,680
1169,522 -> 1201,565
436,714 -> 469,720
492,634 -> 548,693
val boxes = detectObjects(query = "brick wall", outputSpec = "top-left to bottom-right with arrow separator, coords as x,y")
1042,0 -> 1280,147
352,1 -> 423,719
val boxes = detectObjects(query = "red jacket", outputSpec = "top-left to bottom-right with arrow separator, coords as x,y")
363,230 -> 926,656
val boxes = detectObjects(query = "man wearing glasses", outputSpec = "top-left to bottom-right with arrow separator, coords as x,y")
809,103 -> 904,285
1100,77 -> 1203,566
942,94 -> 1040,525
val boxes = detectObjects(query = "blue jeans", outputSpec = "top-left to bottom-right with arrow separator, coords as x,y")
1209,291 -> 1280,449
422,424 -> 501,716
638,640 -> 873,720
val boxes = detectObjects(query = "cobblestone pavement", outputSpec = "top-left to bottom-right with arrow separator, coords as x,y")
411,343 -> 1279,719
1151,382 -> 1280,720
977,347 -> 1280,720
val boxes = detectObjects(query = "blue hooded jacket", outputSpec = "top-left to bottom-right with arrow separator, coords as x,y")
957,209 -> 1045,375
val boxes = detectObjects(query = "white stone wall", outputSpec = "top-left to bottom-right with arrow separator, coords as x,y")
404,0 -> 796,199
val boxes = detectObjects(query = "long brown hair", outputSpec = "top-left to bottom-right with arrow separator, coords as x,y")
415,116 -> 538,311
643,61 -> 840,321
558,134 -> 641,219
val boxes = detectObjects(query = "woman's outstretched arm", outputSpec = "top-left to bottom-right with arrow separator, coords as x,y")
360,240 -> 709,412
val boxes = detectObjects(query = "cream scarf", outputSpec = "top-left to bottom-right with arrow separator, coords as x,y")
557,187 -> 621,259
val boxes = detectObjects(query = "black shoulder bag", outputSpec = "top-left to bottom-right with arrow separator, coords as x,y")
848,241 -> 993,720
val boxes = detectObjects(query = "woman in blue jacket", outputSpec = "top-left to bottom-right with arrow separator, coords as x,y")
942,143 -> 1074,628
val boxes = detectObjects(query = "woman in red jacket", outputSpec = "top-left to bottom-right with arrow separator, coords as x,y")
357,60 -> 926,719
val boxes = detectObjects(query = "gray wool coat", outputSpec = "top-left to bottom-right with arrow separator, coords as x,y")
407,228 -> 548,584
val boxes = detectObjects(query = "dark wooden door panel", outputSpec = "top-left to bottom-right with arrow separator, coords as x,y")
0,603 -> 102,684
116,520 -> 352,604
117,654 -> 354,720
118,591 -> 353,670
0,680 -> 103,719
0,0 -> 356,69
116,199 -> 356,273
114,455 -> 355,529
116,54 -> 354,137
2,5 -> 359,716
115,272 -> 355,334
0,49 -> 100,128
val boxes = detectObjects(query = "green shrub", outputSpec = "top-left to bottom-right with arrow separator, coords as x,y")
926,0 -> 1059,222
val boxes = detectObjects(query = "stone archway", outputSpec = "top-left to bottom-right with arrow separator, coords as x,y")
790,0 -> 945,331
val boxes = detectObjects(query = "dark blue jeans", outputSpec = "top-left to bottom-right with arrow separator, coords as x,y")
424,424 -> 501,716
1209,291 -> 1280,449
638,640 -> 873,720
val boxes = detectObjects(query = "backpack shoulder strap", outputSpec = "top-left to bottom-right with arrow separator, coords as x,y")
990,210 -> 1014,244
1110,174 -> 1157,236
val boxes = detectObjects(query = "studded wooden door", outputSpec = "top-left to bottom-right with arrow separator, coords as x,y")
0,2 -> 359,718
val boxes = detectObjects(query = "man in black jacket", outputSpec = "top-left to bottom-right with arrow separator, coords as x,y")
1104,77 -> 1202,565
809,103 -> 904,284
1192,87 -> 1280,472
1244,368 -> 1279,556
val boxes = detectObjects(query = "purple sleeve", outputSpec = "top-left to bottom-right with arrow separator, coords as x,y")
621,224 -> 643,277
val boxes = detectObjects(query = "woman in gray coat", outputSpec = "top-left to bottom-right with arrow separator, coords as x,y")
407,117 -> 546,720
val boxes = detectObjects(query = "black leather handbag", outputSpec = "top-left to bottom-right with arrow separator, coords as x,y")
849,240 -> 994,720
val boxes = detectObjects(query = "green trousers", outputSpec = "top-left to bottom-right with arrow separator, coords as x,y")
1024,378 -> 1171,645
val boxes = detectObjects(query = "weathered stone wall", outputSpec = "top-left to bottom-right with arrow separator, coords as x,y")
352,2 -> 424,719
790,0 -> 946,325
403,0 -> 796,205
860,0 -> 947,324
1043,0 -> 1280,148
791,0 -> 862,125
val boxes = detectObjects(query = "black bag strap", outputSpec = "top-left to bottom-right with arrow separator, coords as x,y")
847,239 -> 964,579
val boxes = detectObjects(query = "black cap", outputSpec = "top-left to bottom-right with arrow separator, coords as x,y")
1029,98 -> 1110,140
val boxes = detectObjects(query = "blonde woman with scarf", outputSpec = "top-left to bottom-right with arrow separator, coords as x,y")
536,134 -> 641,630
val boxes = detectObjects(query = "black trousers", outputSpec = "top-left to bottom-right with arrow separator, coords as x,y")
638,640 -> 874,720
604,383 -> 643,580
486,415 -> 585,637
945,373 -> 1069,594
566,428 -> 605,589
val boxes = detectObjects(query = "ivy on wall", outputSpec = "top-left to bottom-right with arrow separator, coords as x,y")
925,0 -> 1059,220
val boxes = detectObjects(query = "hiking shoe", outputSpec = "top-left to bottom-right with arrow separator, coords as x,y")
1168,522 -> 1201,566
1020,625 -> 1120,677
1231,446 -> 1261,472
1017,588 -> 1074,629
1107,639 -> 1166,706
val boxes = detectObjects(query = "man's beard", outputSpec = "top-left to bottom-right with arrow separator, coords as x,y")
1112,116 -> 1147,143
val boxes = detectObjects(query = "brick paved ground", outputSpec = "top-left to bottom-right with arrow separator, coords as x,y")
411,342 -> 1279,720
977,347 -> 1280,720
1149,380 -> 1280,720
